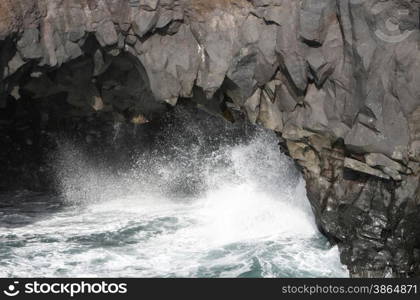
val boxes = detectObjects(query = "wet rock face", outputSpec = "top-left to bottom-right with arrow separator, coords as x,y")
0,0 -> 419,277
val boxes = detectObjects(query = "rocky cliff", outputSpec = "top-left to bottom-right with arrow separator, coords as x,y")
0,0 -> 419,277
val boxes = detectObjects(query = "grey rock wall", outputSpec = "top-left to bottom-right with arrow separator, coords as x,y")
0,0 -> 419,277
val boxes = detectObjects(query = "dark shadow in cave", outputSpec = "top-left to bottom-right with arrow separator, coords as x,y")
0,35 -> 168,192
0,34 -> 256,198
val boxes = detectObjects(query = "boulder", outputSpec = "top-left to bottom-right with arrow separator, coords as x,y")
344,158 -> 390,180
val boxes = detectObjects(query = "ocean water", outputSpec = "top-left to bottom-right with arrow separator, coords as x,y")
0,109 -> 348,278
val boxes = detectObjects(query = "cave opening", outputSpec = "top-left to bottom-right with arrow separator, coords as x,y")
0,35 -> 255,192
0,35 -> 349,278
1,37 -> 166,191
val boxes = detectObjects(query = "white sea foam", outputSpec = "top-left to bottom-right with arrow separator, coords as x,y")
0,123 -> 348,277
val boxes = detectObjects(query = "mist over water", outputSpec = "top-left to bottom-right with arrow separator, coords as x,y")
0,107 -> 347,277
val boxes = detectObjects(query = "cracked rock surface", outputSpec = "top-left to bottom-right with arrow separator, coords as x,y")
0,0 -> 419,277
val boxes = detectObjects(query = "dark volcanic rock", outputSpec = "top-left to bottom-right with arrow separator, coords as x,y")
0,0 -> 419,277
